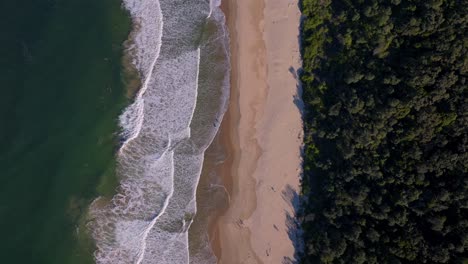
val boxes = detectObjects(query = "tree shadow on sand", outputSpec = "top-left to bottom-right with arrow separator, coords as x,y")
283,31 -> 305,264
282,3 -> 306,261
289,66 -> 305,117
281,184 -> 304,264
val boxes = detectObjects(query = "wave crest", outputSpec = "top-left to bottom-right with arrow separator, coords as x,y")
88,0 -> 230,263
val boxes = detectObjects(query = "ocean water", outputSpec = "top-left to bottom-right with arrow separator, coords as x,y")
88,0 -> 230,263
0,0 -> 131,263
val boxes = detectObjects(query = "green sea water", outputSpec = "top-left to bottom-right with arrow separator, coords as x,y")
0,0 -> 131,263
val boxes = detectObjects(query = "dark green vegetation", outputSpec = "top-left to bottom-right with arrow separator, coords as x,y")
299,0 -> 467,263
0,0 -> 131,263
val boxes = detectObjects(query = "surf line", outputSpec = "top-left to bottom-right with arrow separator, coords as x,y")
135,143 -> 174,264
119,3 -> 164,154
135,46 -> 202,264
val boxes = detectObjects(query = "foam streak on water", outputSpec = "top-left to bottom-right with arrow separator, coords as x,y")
88,0 -> 230,263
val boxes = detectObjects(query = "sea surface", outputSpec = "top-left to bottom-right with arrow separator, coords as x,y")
1,0 -> 229,262
0,0 -> 131,263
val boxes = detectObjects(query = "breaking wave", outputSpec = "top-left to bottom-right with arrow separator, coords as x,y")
87,0 -> 230,263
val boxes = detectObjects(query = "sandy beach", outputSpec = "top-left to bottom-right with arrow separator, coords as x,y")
210,0 -> 303,263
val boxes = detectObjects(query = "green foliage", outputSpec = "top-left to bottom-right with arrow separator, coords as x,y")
299,0 -> 468,263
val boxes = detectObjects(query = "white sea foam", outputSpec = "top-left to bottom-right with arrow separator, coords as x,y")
88,0 -> 230,263
119,0 -> 163,150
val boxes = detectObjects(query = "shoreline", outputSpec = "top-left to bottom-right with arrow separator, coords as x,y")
209,0 -> 253,260
209,0 -> 303,263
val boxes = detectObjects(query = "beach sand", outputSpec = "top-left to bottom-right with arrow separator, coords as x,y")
209,0 -> 303,263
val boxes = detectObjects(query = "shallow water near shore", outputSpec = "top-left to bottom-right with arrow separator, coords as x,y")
188,130 -> 230,264
88,0 -> 230,263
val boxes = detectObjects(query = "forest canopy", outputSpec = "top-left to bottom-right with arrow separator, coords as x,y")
299,0 -> 467,263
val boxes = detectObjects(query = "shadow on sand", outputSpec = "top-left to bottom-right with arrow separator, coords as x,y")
280,1 -> 307,262
281,184 -> 304,264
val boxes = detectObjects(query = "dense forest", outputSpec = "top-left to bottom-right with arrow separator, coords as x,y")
299,0 -> 467,263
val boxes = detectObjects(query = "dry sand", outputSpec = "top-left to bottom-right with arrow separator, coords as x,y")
210,0 -> 303,263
